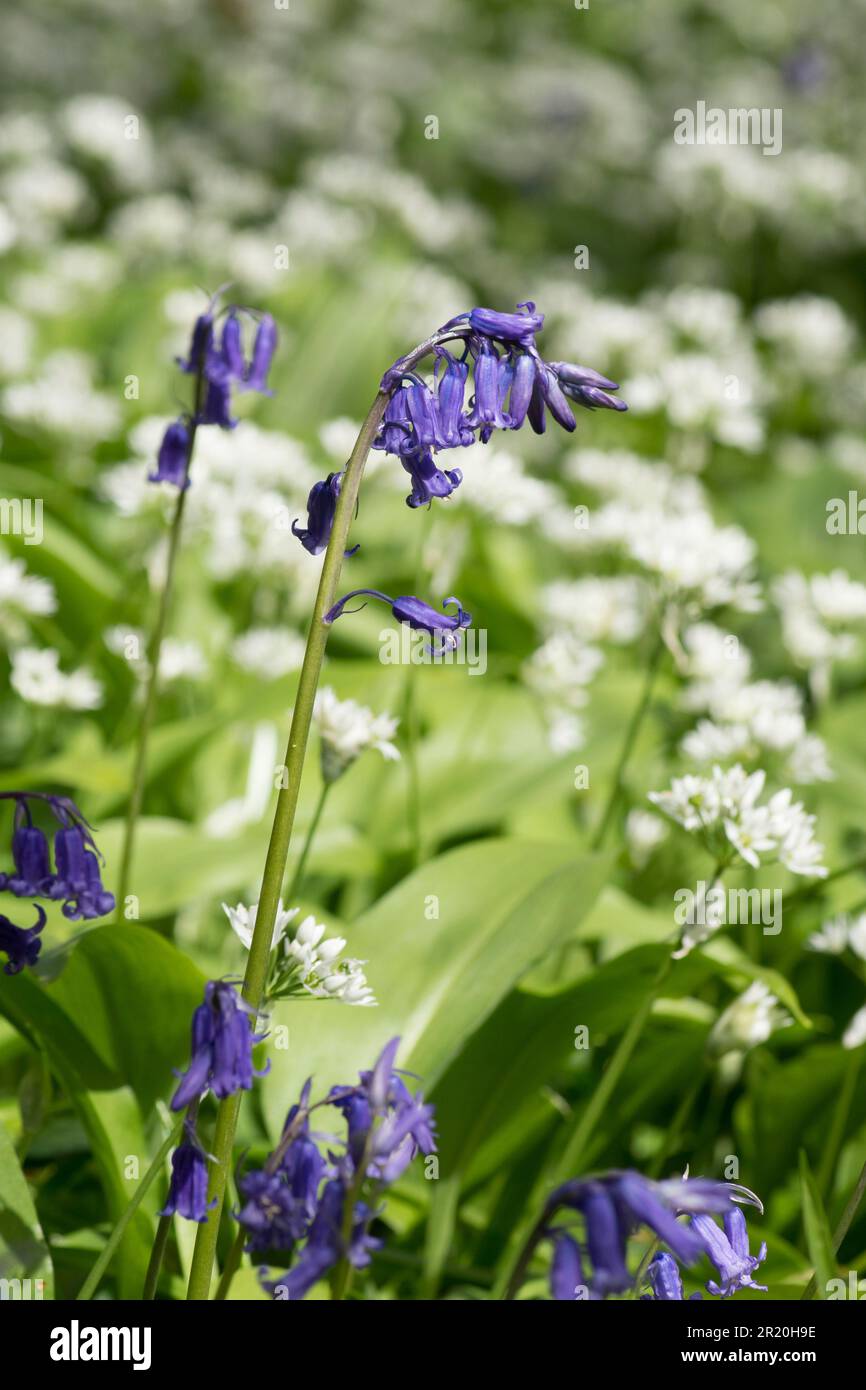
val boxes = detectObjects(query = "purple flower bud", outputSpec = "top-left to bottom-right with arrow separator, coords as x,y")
561,382 -> 629,412
547,361 -> 620,392
0,905 -> 46,975
646,1251 -> 694,1301
537,365 -> 576,432
245,313 -> 278,394
50,827 -> 115,921
149,419 -> 191,489
160,1133 -> 216,1223
401,447 -> 462,509
373,385 -> 414,456
469,301 -> 544,344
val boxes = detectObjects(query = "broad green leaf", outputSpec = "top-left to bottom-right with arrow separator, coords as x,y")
261,839 -> 611,1139
0,1119 -> 54,1296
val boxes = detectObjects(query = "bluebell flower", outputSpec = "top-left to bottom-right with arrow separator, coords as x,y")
644,1251 -> 702,1301
324,589 -> 472,656
545,1170 -> 764,1301
160,1129 -> 217,1223
292,472 -> 360,557
149,419 -> 191,489
236,1081 -> 326,1251
434,351 -> 475,448
0,905 -> 46,975
550,1231 -> 585,1301
50,826 -> 116,921
0,823 -> 53,897
465,340 -> 511,437
170,980 -> 267,1111
216,313 -> 246,384
177,312 -> 214,375
199,377 -> 237,430
244,313 -> 278,394
549,360 -> 627,413
691,1206 -> 768,1297
401,447 -> 462,509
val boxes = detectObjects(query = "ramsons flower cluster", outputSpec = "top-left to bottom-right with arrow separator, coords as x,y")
648,765 -> 827,879
224,899 -> 377,1007
0,790 -> 114,973
545,1170 -> 766,1301
235,1037 -> 436,1298
149,292 -> 278,490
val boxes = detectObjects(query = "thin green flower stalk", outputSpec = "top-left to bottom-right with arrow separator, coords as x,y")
115,360 -> 206,918
184,392 -> 388,1300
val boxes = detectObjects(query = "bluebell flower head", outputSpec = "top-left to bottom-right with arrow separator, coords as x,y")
149,419 -> 191,490
691,1206 -> 768,1297
264,1178 -> 381,1301
160,1131 -> 217,1223
171,979 -> 267,1111
324,589 -> 472,656
0,905 -> 46,975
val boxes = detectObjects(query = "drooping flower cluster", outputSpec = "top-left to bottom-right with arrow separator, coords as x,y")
149,292 -> 278,490
160,978 -> 268,1223
224,899 -> 377,1007
233,1037 -> 436,1298
648,765 -> 827,879
0,791 -> 114,973
312,686 -> 400,783
292,301 -> 625,550
544,1170 -> 766,1301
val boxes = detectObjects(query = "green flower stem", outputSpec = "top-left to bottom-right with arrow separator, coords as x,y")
591,629 -> 665,850
801,1149 -> 866,1299
185,387 -> 389,1301
77,1119 -> 183,1301
142,1213 -> 172,1300
116,362 -> 207,918
501,952 -> 674,1299
284,781 -> 331,905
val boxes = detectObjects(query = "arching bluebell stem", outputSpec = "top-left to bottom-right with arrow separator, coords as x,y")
0,905 -> 46,975
325,589 -> 472,655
